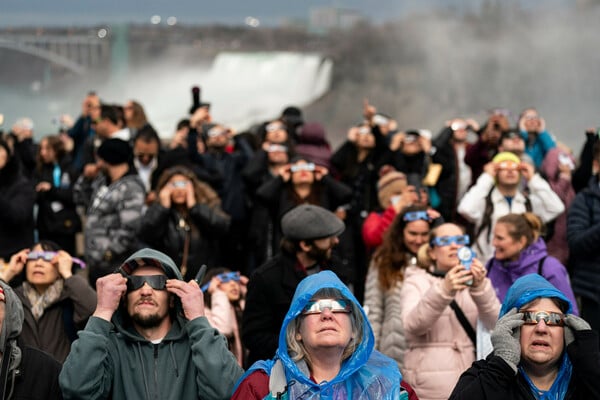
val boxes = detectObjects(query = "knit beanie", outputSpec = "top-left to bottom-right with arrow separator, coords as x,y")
377,165 -> 408,209
97,138 -> 131,165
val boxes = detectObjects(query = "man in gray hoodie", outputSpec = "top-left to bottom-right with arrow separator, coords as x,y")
59,248 -> 243,400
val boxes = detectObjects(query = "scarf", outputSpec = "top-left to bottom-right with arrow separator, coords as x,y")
23,280 -> 64,320
519,354 -> 573,400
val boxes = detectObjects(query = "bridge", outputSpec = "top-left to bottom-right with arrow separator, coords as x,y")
0,29 -> 112,75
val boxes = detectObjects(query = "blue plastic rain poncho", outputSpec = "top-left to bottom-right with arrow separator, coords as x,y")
235,270 -> 402,399
500,273 -> 573,400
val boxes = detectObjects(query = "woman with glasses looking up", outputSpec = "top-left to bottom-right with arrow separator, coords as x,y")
231,270 -> 417,399
450,274 -> 599,400
363,205 -> 441,370
2,240 -> 96,363
400,222 -> 500,400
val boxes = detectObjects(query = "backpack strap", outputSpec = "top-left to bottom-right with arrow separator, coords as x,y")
475,186 -> 495,245
450,300 -> 476,345
537,255 -> 548,276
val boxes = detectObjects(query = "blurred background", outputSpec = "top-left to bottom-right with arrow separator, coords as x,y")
1,0 -> 600,151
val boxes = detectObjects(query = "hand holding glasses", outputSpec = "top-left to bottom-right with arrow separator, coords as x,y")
27,251 -> 86,269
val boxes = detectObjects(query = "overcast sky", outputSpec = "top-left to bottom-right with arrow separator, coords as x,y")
0,0 -> 496,27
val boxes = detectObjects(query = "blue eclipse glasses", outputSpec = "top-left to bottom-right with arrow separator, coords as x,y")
126,275 -> 167,292
403,211 -> 430,222
200,271 -> 241,292
301,298 -> 352,315
430,235 -> 470,247
27,251 -> 86,269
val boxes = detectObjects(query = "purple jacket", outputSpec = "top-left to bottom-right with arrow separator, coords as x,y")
487,238 -> 579,315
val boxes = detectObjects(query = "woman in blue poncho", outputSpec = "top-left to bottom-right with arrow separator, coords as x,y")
450,274 -> 600,399
231,270 -> 414,399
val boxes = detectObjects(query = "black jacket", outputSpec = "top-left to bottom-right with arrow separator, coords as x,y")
567,175 -> 600,303
10,345 -> 63,399
139,202 -> 230,280
241,250 -> 350,368
449,330 -> 600,399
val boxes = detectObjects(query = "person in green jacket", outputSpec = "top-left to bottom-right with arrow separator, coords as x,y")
59,248 -> 244,400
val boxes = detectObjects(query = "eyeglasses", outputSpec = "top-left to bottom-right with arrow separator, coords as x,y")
170,180 -> 188,188
430,235 -> 470,247
521,311 -> 565,327
266,123 -> 285,132
27,251 -> 86,269
126,275 -> 167,292
200,271 -> 241,291
496,161 -> 520,171
403,211 -> 430,222
290,163 -> 315,173
301,298 -> 352,315
358,126 -> 371,135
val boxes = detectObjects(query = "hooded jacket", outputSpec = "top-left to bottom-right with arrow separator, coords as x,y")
486,238 -> 578,315
450,274 -> 600,400
59,248 -> 244,400
233,270 -> 402,399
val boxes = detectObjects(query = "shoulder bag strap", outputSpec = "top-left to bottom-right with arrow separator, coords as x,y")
450,300 -> 476,345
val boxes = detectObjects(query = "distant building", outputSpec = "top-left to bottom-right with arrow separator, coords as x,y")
309,6 -> 365,34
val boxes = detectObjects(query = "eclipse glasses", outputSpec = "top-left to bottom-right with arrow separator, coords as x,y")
126,275 -> 167,292
301,298 -> 352,316
430,235 -> 470,247
521,311 -> 565,327
27,251 -> 86,269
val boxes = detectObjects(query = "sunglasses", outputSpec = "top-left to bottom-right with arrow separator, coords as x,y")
496,161 -> 520,171
126,275 -> 167,292
301,298 -> 352,315
27,251 -> 87,269
430,235 -> 470,247
290,163 -> 315,173
200,271 -> 241,292
521,311 -> 565,327
403,211 -> 430,222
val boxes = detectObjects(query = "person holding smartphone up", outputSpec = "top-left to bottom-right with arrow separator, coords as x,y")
400,223 -> 500,400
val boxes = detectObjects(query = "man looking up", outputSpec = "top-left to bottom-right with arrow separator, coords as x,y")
59,248 -> 243,400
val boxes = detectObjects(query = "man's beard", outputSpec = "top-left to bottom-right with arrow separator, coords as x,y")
131,312 -> 164,329
307,245 -> 331,264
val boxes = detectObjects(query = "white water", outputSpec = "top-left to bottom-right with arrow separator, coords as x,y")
0,51 -> 333,139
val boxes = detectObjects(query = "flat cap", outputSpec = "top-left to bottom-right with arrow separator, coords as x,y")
281,204 -> 345,241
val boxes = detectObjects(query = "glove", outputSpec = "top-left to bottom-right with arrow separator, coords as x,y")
491,308 -> 523,373
564,314 -> 592,346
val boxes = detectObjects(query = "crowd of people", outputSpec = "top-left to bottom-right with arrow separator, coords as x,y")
0,90 -> 598,399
